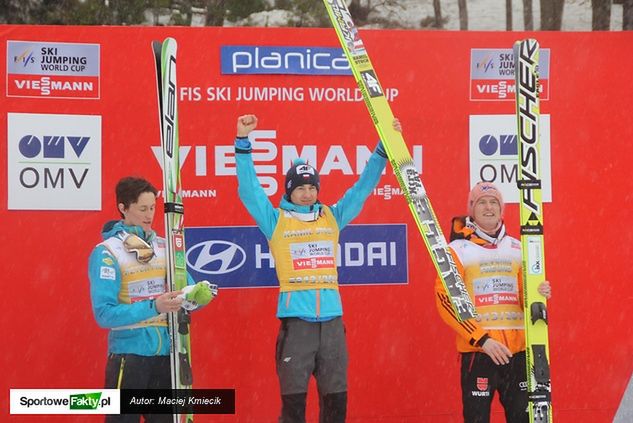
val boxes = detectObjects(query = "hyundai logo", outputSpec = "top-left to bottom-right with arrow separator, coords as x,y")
186,240 -> 246,274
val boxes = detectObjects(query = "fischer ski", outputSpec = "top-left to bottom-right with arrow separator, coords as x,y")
153,37 -> 193,423
514,38 -> 552,423
322,0 -> 475,321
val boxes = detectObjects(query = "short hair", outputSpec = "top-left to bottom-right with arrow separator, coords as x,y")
115,176 -> 158,218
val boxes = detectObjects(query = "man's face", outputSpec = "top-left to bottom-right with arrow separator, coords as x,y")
290,184 -> 318,206
472,196 -> 502,232
120,191 -> 156,233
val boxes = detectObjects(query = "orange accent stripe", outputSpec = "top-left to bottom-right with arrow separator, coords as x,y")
316,290 -> 321,318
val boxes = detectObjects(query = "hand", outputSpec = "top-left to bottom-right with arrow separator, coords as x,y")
481,338 -> 512,365
538,280 -> 551,299
179,281 -> 218,311
392,118 -> 402,133
237,114 -> 258,137
154,290 -> 184,313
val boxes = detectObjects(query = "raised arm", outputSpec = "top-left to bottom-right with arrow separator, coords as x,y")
330,118 -> 402,228
235,114 -> 279,240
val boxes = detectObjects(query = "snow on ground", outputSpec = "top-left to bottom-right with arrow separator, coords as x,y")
380,0 -> 623,31
230,0 -> 624,31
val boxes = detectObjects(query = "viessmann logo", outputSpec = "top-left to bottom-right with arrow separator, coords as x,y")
7,41 -> 100,99
220,45 -> 351,75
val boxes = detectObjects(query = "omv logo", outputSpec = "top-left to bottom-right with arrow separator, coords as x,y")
186,240 -> 246,275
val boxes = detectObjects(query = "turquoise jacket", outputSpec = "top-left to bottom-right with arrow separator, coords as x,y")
235,136 -> 387,321
88,220 -> 194,356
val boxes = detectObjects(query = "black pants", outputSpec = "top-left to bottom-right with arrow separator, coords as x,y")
104,353 -> 172,423
460,351 -> 528,423
276,317 -> 348,423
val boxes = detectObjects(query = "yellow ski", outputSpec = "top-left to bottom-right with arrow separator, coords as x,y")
514,38 -> 552,423
322,0 -> 475,321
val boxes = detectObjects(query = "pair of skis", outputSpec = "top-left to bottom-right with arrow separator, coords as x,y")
153,38 -> 193,423
514,39 -> 552,423
322,1 -> 552,421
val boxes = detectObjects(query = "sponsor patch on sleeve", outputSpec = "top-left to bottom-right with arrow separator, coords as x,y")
100,266 -> 116,280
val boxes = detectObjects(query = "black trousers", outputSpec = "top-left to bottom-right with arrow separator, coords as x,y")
276,317 -> 348,423
104,353 -> 172,423
460,351 -> 528,423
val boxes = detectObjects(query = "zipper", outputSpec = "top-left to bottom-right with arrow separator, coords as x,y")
154,326 -> 162,355
316,290 -> 321,318
116,356 -> 126,389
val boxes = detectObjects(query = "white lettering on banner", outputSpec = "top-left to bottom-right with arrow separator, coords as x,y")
255,244 -> 275,269
229,47 -> 350,73
476,81 -> 515,99
176,85 -> 399,103
14,77 -> 94,96
154,129 -> 421,196
476,293 -> 518,306
156,189 -> 217,198
236,86 -> 305,101
206,86 -> 231,101
252,241 -> 398,270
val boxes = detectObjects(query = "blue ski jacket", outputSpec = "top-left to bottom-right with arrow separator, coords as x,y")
88,220 -> 194,356
235,136 -> 387,321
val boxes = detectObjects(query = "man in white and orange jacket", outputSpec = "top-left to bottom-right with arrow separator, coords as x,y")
435,181 -> 551,423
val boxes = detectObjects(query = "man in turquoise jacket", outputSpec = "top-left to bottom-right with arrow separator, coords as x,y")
235,114 -> 398,423
88,176 -> 215,423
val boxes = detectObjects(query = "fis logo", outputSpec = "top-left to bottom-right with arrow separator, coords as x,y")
13,49 -> 36,67
476,55 -> 495,73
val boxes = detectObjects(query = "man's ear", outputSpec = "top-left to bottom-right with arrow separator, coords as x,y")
118,203 -> 126,216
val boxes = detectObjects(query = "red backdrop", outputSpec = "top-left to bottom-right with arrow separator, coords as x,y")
1,25 -> 632,422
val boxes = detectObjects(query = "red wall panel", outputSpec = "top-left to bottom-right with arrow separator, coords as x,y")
1,25 -> 631,422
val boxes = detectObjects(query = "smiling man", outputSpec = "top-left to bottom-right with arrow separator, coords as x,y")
434,181 -> 551,423
234,114 -> 397,423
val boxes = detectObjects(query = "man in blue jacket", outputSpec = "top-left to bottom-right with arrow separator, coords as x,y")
88,176 -> 215,423
235,115 -> 397,423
